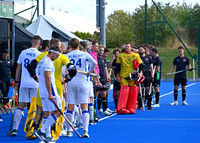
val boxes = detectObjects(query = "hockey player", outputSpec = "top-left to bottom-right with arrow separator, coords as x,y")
35,45 -> 62,142
10,35 -> 42,136
65,38 -> 97,138
138,46 -> 154,110
116,42 -> 143,114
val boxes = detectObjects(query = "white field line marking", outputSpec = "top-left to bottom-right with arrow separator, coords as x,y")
99,82 -> 196,122
98,113 -> 117,122
106,118 -> 200,121
160,82 -> 196,98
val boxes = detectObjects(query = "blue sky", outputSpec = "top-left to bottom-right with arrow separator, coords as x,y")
15,0 -> 199,21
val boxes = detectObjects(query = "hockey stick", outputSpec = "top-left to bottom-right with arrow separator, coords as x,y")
166,68 -> 197,76
77,70 -> 100,78
7,87 -> 17,136
139,83 -> 145,111
51,100 -> 82,138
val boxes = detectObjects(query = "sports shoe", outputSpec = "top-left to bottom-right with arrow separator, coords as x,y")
152,104 -> 160,107
46,137 -> 55,143
98,108 -> 103,113
82,130 -> 89,138
35,129 -> 46,141
182,101 -> 188,106
106,108 -> 114,113
0,116 -> 2,122
148,107 -> 153,110
170,101 -> 178,106
66,131 -> 73,137
89,120 -> 96,125
10,129 -> 17,136
102,110 -> 112,116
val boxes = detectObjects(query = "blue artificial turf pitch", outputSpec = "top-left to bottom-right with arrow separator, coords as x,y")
0,81 -> 200,143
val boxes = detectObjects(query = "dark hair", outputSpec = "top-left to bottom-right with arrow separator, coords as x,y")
92,40 -> 98,45
80,41 -> 88,50
69,38 -> 79,49
49,45 -> 61,53
138,45 -> 146,50
126,42 -> 132,47
41,40 -> 50,51
178,46 -> 184,50
50,38 -> 60,47
113,48 -> 121,54
104,48 -> 110,53
152,47 -> 158,54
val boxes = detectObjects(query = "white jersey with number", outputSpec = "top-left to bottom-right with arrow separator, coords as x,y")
17,47 -> 41,88
66,50 -> 97,81
37,56 -> 58,98
65,50 -> 97,104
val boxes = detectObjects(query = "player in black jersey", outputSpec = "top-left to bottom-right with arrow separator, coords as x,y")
167,46 -> 192,106
97,45 -> 112,116
138,46 -> 154,110
151,47 -> 162,107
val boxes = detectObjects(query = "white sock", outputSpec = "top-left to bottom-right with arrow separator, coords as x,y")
82,110 -> 89,131
13,108 -> 23,130
74,105 -> 79,122
88,103 -> 94,121
46,126 -> 51,137
41,114 -> 57,133
41,117 -> 47,128
66,110 -> 73,132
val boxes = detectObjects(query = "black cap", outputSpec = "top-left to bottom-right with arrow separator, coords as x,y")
2,49 -> 9,53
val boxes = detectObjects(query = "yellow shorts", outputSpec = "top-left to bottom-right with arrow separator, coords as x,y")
36,89 -> 42,107
120,78 -> 136,86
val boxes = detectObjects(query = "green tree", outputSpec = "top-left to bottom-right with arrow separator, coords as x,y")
106,10 -> 134,48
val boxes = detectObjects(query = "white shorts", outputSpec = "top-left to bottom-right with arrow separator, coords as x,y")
88,81 -> 94,97
42,95 -> 62,112
19,87 -> 38,103
67,80 -> 89,104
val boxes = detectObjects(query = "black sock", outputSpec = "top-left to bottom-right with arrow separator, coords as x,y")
97,94 -> 102,110
102,97 -> 107,111
114,94 -> 119,109
174,90 -> 178,101
137,93 -> 142,108
182,90 -> 186,101
155,92 -> 160,104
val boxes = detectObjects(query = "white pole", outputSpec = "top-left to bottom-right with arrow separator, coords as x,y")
193,59 -> 195,82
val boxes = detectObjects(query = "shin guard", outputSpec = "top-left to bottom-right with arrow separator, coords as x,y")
52,100 -> 65,140
127,86 -> 139,114
117,85 -> 130,114
24,97 -> 37,139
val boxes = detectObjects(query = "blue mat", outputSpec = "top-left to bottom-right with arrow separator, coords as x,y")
1,81 -> 200,143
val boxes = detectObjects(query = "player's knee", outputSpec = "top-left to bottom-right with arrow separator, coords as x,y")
174,90 -> 178,95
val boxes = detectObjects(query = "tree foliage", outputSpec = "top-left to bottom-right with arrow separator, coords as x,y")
106,2 -> 200,48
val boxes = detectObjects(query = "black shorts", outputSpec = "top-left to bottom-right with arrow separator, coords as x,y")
174,77 -> 187,86
113,80 -> 120,91
153,79 -> 161,87
97,78 -> 108,91
142,77 -> 151,87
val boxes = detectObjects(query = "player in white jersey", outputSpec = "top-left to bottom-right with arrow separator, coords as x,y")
35,45 -> 62,142
10,35 -> 42,136
65,38 -> 97,138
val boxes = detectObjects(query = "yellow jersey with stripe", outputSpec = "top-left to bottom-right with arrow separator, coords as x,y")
116,52 -> 142,78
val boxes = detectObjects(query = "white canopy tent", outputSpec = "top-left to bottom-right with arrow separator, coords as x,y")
26,15 -> 81,41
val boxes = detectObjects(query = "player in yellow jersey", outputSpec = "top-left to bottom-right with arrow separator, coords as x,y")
116,42 -> 144,114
